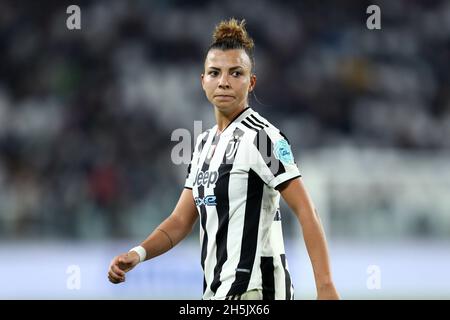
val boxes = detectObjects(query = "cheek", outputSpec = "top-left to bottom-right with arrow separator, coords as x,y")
203,79 -> 214,93
238,80 -> 251,96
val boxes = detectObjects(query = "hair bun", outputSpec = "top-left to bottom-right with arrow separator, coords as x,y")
213,18 -> 254,50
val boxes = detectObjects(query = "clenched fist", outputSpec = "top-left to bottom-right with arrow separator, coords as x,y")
108,251 -> 140,284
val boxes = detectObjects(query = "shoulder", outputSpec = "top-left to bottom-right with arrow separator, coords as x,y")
240,110 -> 287,143
194,127 -> 215,151
198,128 -> 212,141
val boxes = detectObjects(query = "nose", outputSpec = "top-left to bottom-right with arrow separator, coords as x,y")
218,74 -> 230,89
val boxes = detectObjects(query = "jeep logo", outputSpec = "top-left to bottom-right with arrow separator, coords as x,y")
194,170 -> 218,188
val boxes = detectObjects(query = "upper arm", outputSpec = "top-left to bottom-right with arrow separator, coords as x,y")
170,188 -> 198,230
249,128 -> 301,189
279,177 -> 316,222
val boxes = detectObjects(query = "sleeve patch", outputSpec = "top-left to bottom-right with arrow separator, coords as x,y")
274,139 -> 294,165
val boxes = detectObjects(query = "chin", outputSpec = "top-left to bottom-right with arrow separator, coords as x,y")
214,102 -> 231,109
213,100 -> 241,112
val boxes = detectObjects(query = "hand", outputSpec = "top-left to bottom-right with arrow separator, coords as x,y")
108,251 -> 140,284
316,282 -> 340,300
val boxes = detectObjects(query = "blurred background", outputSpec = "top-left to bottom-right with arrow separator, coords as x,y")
0,0 -> 449,299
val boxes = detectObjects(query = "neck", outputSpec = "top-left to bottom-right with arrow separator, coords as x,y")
214,105 -> 247,132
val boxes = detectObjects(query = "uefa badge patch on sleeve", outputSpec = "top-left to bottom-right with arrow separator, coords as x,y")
274,139 -> 295,165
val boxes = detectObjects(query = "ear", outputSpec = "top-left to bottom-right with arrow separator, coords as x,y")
249,74 -> 257,92
200,73 -> 205,90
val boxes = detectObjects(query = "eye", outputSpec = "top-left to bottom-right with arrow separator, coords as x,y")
231,71 -> 242,77
208,71 -> 219,77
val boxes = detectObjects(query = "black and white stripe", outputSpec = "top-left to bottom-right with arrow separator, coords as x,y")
185,107 -> 301,300
226,168 -> 264,296
198,131 -> 215,294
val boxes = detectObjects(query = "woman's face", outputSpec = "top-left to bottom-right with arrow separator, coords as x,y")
202,49 -> 256,114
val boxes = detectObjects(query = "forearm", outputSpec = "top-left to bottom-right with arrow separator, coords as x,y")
299,210 -> 334,288
140,214 -> 194,260
280,178 -> 338,298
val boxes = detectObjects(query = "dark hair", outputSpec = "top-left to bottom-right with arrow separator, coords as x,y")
207,18 -> 255,70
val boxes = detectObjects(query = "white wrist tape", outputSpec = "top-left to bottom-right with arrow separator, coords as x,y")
129,245 -> 146,263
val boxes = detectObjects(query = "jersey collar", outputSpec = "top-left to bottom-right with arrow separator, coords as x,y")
219,106 -> 253,136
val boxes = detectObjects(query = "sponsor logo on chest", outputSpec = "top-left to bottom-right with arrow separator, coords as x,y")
194,169 -> 218,188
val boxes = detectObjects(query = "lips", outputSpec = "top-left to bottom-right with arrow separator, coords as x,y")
214,96 -> 235,102
214,94 -> 235,99
214,94 -> 234,102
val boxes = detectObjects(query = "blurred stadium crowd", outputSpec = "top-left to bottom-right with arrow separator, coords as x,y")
0,0 -> 449,239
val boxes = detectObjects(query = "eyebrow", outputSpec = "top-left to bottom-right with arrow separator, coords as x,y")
207,66 -> 244,71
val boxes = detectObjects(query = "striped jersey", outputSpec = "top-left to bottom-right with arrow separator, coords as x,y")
185,107 -> 301,300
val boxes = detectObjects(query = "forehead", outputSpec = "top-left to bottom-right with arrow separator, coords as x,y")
205,49 -> 251,69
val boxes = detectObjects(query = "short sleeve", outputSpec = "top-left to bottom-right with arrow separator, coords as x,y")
249,128 -> 301,189
184,158 -> 195,189
184,131 -> 208,189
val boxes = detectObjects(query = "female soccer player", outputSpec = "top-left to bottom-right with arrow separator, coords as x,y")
108,18 -> 339,300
